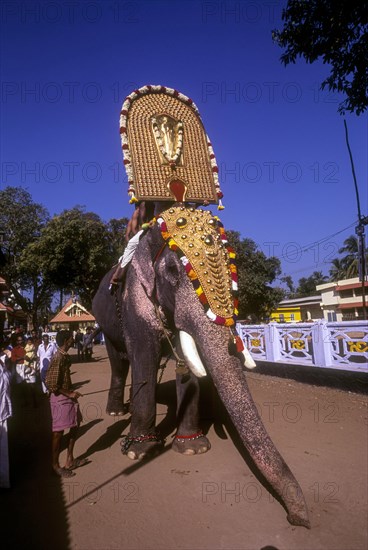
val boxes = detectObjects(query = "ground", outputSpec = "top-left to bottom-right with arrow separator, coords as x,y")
1,345 -> 367,550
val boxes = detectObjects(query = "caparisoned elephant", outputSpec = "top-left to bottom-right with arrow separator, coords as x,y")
92,206 -> 310,528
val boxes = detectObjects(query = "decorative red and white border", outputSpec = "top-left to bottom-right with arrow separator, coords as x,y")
119,84 -> 224,208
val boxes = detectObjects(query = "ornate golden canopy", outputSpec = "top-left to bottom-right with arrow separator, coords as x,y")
120,85 -> 223,207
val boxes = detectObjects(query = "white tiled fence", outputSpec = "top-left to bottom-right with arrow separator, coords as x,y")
236,320 -> 368,373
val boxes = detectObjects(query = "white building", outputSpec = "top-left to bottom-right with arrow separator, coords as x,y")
316,277 -> 368,322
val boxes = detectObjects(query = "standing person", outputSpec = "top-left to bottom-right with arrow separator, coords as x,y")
45,330 -> 88,478
74,329 -> 84,362
0,341 -> 12,488
37,334 -> 57,394
23,337 -> 38,407
24,337 -> 37,373
11,334 -> 26,383
31,329 -> 41,351
83,327 -> 93,361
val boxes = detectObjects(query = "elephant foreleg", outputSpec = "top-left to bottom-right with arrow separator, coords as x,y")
172,371 -> 211,455
123,321 -> 164,460
105,335 -> 129,416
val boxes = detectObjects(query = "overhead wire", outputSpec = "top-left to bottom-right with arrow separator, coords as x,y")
275,220 -> 358,261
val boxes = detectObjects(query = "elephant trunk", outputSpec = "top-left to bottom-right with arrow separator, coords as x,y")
194,322 -> 310,528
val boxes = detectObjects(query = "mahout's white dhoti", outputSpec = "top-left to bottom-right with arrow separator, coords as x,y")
0,419 -> 10,488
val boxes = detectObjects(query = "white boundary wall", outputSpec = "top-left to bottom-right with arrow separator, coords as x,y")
236,320 -> 368,373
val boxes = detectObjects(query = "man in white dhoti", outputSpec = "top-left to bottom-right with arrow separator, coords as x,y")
109,201 -> 156,289
0,345 -> 12,488
37,334 -> 57,393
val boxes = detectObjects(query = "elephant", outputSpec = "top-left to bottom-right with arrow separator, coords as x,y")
92,206 -> 310,528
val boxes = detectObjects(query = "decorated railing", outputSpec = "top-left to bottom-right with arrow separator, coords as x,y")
236,320 -> 368,373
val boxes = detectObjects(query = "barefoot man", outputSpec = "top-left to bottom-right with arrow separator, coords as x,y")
46,330 -> 88,478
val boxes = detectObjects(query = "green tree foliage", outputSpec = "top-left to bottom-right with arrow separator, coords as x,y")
295,271 -> 329,297
26,207 -> 128,309
0,187 -> 52,327
106,217 -> 129,261
227,231 -> 284,321
329,257 -> 348,281
338,234 -> 359,277
329,234 -> 367,279
273,0 -> 368,115
280,274 -> 296,297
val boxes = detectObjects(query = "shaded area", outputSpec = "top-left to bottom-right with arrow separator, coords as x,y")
63,381 -> 180,505
253,361 -> 368,394
60,418 -> 102,454
1,385 -> 70,550
78,417 -> 131,460
70,378 -> 91,391
156,379 -> 179,441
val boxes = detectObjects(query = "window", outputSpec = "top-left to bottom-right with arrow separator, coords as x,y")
290,313 -> 295,321
342,309 -> 355,321
340,289 -> 354,298
354,287 -> 367,297
279,314 -> 285,322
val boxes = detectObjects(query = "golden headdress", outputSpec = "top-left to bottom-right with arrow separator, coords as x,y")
120,85 -> 224,208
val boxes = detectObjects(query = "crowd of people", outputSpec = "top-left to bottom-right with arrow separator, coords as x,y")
0,325 -> 96,487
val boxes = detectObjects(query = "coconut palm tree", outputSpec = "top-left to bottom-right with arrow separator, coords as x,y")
296,271 -> 329,297
329,258 -> 348,281
338,235 -> 367,278
339,235 -> 359,255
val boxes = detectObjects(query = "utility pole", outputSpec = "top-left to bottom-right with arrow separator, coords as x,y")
344,120 -> 367,320
355,217 -> 368,320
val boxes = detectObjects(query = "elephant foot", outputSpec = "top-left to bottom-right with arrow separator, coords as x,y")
121,432 -> 163,460
172,432 -> 211,455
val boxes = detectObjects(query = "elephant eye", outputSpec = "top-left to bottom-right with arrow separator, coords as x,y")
164,256 -> 180,286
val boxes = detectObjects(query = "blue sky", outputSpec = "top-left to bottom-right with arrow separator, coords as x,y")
1,0 -> 367,283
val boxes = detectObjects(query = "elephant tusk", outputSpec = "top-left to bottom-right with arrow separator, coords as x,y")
241,346 -> 257,369
179,331 -> 207,378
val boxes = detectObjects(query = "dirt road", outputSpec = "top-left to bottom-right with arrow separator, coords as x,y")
2,345 -> 367,550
